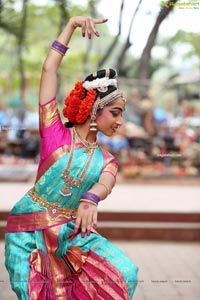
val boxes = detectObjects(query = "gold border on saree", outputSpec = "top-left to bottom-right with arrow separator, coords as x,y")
28,188 -> 77,219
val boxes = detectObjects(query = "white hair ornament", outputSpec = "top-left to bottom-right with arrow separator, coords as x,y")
83,78 -> 117,92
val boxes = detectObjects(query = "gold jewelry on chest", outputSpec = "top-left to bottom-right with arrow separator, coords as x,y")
73,126 -> 98,154
60,127 -> 97,196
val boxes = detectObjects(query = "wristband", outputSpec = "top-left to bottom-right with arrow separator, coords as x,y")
81,192 -> 100,205
51,40 -> 69,56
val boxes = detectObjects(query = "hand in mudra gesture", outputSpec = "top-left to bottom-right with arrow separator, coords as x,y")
74,201 -> 98,238
69,16 -> 108,39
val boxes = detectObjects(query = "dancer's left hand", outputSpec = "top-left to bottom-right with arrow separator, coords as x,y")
74,201 -> 97,238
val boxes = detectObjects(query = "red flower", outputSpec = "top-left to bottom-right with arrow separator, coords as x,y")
76,90 -> 96,123
63,81 -> 97,124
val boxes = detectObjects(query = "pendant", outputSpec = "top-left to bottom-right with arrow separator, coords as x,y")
48,207 -> 60,219
60,186 -> 71,196
84,148 -> 92,154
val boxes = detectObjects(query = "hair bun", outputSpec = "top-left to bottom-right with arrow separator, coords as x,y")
84,68 -> 117,82
83,68 -> 118,92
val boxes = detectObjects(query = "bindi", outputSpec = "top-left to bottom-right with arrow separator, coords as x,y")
83,203 -> 89,210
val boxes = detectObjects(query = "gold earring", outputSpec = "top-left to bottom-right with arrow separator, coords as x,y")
90,115 -> 97,131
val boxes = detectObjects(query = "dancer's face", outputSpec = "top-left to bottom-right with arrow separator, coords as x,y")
96,98 -> 125,136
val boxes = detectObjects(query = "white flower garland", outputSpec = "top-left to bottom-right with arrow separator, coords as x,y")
83,77 -> 117,91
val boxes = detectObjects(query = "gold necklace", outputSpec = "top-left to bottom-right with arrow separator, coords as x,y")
60,128 -> 96,196
73,126 -> 98,154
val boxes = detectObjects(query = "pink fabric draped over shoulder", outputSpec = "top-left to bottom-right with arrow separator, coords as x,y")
38,97 -> 71,167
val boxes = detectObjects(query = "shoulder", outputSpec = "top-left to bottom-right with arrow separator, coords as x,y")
100,146 -> 118,166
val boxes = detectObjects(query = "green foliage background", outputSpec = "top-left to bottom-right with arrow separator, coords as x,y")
0,0 -> 199,110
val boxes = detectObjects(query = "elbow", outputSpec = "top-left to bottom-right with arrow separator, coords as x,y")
42,59 -> 57,74
42,63 -> 53,73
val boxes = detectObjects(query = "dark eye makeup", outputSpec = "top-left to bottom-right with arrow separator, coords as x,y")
110,110 -> 119,117
109,107 -> 123,117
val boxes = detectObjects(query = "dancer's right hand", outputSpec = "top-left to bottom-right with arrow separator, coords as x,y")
68,15 -> 108,39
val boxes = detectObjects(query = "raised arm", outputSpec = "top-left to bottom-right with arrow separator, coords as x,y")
39,16 -> 107,105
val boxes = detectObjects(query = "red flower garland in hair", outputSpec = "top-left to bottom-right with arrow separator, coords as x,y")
76,89 -> 97,123
63,81 -> 97,124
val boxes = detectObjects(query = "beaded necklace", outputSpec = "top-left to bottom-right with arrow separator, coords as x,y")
60,128 -> 97,196
73,126 -> 98,154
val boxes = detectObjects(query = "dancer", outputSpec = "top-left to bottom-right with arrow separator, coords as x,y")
5,16 -> 138,300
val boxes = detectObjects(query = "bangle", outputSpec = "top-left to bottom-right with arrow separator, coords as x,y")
97,182 -> 111,197
81,192 -> 100,205
80,199 -> 98,207
51,40 -> 69,56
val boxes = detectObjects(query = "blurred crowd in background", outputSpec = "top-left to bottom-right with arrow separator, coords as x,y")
1,0 -> 199,181
1,85 -> 200,180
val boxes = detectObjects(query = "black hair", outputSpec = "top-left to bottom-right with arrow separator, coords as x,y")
65,121 -> 74,128
84,68 -> 117,82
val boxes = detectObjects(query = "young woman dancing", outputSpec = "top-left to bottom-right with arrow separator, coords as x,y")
5,16 -> 138,300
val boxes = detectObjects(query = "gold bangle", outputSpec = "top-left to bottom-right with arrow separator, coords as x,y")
80,199 -> 98,207
51,47 -> 65,56
97,182 -> 111,197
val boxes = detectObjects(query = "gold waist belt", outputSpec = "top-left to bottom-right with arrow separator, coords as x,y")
28,188 -> 77,220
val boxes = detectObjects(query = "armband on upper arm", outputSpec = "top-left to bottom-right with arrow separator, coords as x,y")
97,182 -> 111,197
39,97 -> 60,129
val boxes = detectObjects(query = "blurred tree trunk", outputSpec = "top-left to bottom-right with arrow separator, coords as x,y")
57,0 -> 70,29
0,0 -> 28,114
137,0 -> 178,99
97,0 -> 124,69
83,0 -> 97,73
17,0 -> 28,118
0,0 -> 2,18
55,0 -> 70,103
117,0 -> 143,76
